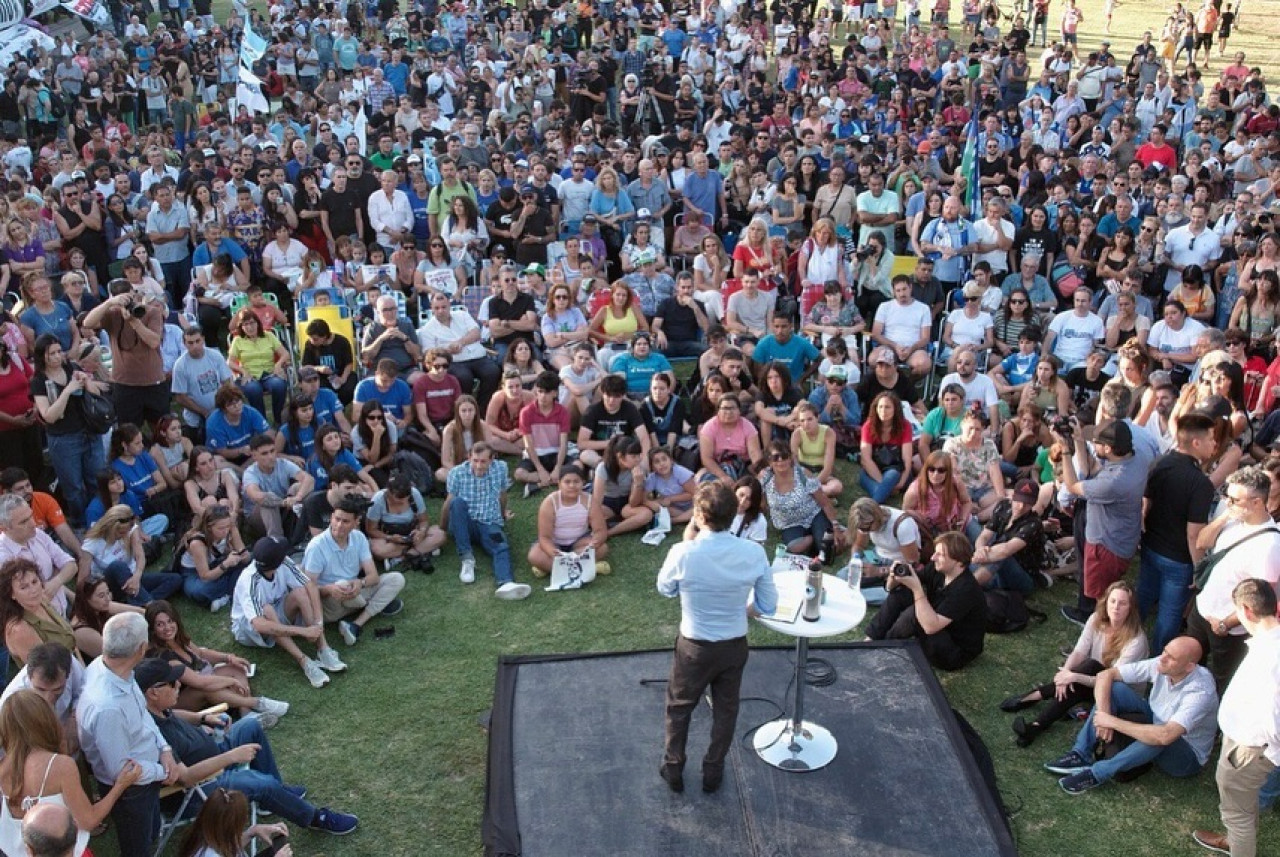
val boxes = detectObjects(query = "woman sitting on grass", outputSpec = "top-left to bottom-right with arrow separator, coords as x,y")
642,447 -> 698,526
790,401 -> 842,498
999,581 -> 1146,746
145,600 -> 288,723
529,465 -> 611,578
69,574 -> 140,660
436,395 -> 491,484
365,471 -> 447,573
590,435 -> 654,536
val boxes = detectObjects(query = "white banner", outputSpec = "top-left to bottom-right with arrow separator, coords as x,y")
236,65 -> 269,114
0,0 -> 25,28
0,23 -> 54,66
240,19 -> 267,67
59,0 -> 110,28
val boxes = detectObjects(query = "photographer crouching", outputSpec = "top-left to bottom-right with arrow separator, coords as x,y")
83,279 -> 169,429
864,532 -> 988,671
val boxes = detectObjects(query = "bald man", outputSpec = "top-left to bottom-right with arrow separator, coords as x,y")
1044,635 -> 1220,794
22,802 -> 76,857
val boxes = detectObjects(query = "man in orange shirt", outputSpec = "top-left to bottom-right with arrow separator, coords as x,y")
1194,2 -> 1220,67
0,468 -> 86,571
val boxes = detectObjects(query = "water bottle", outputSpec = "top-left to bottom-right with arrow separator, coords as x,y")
774,543 -> 786,563
803,554 -> 824,623
844,556 -> 863,590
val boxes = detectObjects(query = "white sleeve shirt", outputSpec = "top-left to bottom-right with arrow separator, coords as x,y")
367,189 -> 414,246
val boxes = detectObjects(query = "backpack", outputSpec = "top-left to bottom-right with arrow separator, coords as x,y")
984,589 -> 1048,634
390,450 -> 434,495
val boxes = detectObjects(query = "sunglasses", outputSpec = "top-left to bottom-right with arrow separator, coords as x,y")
769,453 -> 789,462
432,362 -> 449,369
927,466 -> 948,474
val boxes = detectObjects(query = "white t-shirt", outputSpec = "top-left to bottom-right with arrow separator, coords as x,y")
870,509 -> 919,562
1148,318 -> 1205,361
944,308 -> 994,348
938,371 -> 1000,412
874,299 -> 933,349
972,218 -> 1015,274
1048,311 -> 1105,367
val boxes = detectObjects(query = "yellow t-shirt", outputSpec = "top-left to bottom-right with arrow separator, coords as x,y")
229,332 -> 282,378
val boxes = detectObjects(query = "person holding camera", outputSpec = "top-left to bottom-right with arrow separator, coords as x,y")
864,531 -> 987,671
83,279 -> 167,430
569,59 -> 608,125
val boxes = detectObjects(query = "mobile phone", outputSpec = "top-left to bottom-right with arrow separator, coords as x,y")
245,662 -> 256,678
374,627 -> 396,640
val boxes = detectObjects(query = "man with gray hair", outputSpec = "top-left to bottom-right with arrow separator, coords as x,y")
77,612 -> 179,857
360,295 -> 422,380
22,802 -> 77,857
1188,327 -> 1228,384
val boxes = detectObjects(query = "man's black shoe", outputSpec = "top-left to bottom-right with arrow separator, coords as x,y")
702,770 -> 724,793
659,765 -> 684,793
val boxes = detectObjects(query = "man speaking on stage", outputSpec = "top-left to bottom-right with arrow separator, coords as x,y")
657,482 -> 777,794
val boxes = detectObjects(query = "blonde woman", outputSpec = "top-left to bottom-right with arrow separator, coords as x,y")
732,216 -> 778,279
797,217 -> 848,314
541,282 -> 590,369
82,505 -> 182,607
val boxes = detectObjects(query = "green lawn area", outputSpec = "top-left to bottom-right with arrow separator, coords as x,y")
89,0 -> 1280,854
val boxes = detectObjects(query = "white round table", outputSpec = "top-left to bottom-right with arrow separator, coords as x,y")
752,569 -> 866,772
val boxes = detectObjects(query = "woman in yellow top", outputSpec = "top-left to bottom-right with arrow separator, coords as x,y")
790,402 -> 842,498
587,281 -> 647,371
1167,264 -> 1215,326
226,308 -> 291,424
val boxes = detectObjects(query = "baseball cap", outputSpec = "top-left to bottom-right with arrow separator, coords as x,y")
297,367 -> 320,381
572,145 -> 588,155
1013,480 -> 1038,504
825,366 -> 848,382
519,184 -> 537,196
202,148 -> 216,157
870,347 -> 895,365
651,144 -> 669,156
261,139 -> 278,149
135,658 -> 184,691
916,140 -> 932,155
1093,420 -> 1133,456
635,207 -> 652,221
407,154 -> 422,164
523,262 -> 546,277
637,249 -> 657,266
70,170 -> 85,180
252,536 -> 290,571
514,158 -> 529,168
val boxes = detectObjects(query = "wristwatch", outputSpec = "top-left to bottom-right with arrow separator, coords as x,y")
1217,620 -> 1229,634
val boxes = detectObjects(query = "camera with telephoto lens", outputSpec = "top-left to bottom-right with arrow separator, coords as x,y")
891,561 -> 914,578
640,61 -> 659,88
127,295 -> 147,318
1051,414 -> 1074,442
855,244 -> 875,261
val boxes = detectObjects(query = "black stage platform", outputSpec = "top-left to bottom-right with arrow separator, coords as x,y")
483,643 -> 1017,857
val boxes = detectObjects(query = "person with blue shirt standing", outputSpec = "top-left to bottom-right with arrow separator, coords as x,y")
920,196 -> 978,292
658,481 -> 777,794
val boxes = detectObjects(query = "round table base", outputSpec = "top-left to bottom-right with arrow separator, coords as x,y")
752,718 -> 838,771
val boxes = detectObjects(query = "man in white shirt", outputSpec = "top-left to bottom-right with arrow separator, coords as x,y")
417,292 -> 501,403
367,169 -> 414,253
871,275 -> 934,377
855,172 -> 899,247
938,346 -> 1001,431
1186,467 -> 1280,694
1043,288 -> 1105,371
972,198 -> 1015,279
1193,578 -> 1280,857
138,146 -> 179,196
1162,202 -> 1222,292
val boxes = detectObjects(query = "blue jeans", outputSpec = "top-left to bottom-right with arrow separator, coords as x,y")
239,373 -> 290,424
101,559 -> 183,607
1072,682 -> 1204,782
106,781 -> 161,857
1137,547 -> 1195,654
779,513 -> 832,556
182,560 -> 248,607
447,497 -> 513,585
211,717 -> 316,827
858,467 -> 901,504
47,430 -> 106,527
981,556 -> 1035,594
1260,766 -> 1280,809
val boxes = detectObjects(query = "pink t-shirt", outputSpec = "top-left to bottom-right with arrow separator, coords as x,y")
518,401 -> 571,456
699,417 -> 758,460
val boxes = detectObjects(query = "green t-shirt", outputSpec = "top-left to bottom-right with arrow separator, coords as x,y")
921,407 -> 963,448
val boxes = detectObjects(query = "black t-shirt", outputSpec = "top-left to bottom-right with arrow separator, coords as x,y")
320,186 -> 362,240
1142,450 -> 1214,563
302,336 -> 354,384
31,366 -> 88,436
856,371 -> 919,410
988,499 -> 1046,573
581,399 -> 644,442
513,208 -> 553,266
488,292 -> 536,345
154,710 -> 221,766
758,386 -> 803,422
1064,367 -> 1108,409
1013,227 -> 1059,276
486,199 -> 522,257
918,564 -> 986,659
302,491 -> 335,534
641,395 -> 688,447
654,296 -> 702,344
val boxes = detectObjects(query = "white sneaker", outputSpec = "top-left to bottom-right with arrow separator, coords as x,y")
302,658 -> 329,688
316,647 -> 348,672
255,696 -> 290,718
247,711 -> 280,728
460,557 -> 476,584
209,595 -> 230,613
495,582 -> 532,601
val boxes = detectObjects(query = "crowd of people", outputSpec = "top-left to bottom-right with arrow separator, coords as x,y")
0,0 -> 1275,852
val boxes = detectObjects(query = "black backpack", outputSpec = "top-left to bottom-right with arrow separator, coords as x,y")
984,590 -> 1047,634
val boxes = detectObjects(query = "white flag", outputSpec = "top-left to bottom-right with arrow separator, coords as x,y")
240,19 -> 267,67
236,66 -> 269,115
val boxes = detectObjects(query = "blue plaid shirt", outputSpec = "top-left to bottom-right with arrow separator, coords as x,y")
446,460 -> 510,526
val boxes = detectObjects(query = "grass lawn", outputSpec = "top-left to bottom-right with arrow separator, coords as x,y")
90,0 -> 1280,853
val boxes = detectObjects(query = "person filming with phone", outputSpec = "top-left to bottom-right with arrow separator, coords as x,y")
864,531 -> 987,671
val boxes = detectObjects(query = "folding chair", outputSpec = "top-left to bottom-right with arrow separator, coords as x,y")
296,306 -> 359,369
297,287 -> 345,310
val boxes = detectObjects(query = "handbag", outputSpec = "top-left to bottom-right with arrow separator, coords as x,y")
79,390 -> 117,435
1192,526 -> 1279,591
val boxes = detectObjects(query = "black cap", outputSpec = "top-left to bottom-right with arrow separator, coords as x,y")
1094,420 -> 1133,456
135,657 -> 184,691
252,536 -> 290,571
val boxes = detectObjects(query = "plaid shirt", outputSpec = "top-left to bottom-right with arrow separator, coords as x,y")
366,80 -> 397,112
446,460 -> 510,526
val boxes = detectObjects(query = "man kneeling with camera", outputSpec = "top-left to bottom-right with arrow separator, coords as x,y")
864,532 -> 987,671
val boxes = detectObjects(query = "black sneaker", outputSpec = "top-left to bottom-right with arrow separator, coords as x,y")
658,764 -> 684,794
380,598 -> 404,617
1060,605 -> 1091,627
1059,769 -> 1102,794
311,807 -> 358,835
1044,750 -> 1090,775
